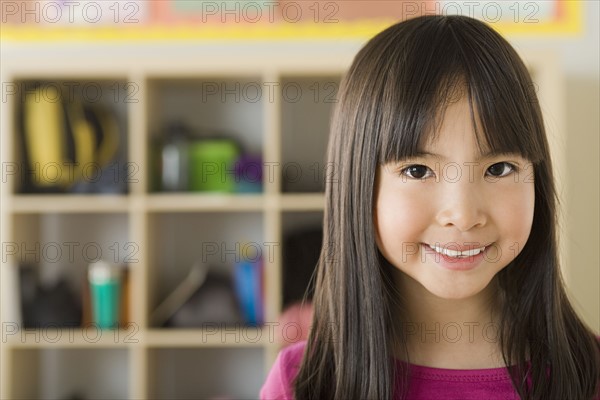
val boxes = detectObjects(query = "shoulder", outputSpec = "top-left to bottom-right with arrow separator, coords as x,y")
260,341 -> 307,400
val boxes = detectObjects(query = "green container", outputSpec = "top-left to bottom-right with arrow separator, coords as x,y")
88,261 -> 122,329
189,140 -> 239,192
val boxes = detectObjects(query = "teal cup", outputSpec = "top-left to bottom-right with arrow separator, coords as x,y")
88,261 -> 122,329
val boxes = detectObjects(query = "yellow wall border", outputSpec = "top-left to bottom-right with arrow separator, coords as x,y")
0,1 -> 582,42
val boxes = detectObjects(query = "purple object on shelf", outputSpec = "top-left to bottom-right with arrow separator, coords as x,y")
234,154 -> 263,193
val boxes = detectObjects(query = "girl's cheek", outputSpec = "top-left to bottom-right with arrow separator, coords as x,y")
491,181 -> 535,244
375,187 -> 433,247
493,179 -> 535,214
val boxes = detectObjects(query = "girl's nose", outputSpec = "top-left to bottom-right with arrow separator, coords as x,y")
435,181 -> 488,232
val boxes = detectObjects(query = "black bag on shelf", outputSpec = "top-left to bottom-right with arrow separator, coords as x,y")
20,265 -> 82,328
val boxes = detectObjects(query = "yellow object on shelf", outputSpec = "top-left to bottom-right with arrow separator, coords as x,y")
21,84 -> 121,192
23,85 -> 68,187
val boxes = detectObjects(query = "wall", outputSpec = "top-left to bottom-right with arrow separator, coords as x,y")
509,1 -> 599,332
2,2 -> 598,333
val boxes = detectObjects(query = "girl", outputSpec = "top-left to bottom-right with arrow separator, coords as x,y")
261,15 -> 600,400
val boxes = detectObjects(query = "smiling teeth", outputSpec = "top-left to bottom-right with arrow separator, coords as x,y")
430,245 -> 486,258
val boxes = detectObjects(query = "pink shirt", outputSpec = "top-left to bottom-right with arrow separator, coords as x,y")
260,340 -> 600,400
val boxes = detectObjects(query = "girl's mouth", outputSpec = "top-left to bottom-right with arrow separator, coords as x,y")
422,243 -> 493,271
428,243 -> 488,258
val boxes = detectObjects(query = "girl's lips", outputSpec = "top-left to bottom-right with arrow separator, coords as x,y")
422,243 -> 492,271
425,242 -> 492,253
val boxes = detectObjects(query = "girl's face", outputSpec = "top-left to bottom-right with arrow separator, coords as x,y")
374,97 -> 535,300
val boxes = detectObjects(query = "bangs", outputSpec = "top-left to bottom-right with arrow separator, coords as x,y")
375,16 -> 545,166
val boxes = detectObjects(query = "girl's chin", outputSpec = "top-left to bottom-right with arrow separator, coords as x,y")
421,275 -> 501,301
392,269 -> 489,297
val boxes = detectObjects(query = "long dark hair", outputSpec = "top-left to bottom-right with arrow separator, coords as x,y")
294,15 -> 600,400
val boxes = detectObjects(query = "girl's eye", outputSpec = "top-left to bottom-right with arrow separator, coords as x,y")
400,164 -> 434,180
486,162 -> 517,177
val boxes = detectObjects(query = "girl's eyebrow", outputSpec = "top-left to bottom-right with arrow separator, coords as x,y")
410,150 -> 521,162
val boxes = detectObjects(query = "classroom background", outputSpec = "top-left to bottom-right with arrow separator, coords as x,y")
1,1 -> 598,399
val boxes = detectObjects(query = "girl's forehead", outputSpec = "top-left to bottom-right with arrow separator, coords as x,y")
421,97 -> 491,152
429,135 -> 494,157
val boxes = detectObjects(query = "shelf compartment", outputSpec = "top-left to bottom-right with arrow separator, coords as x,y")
280,75 -> 341,193
5,213 -> 132,332
147,212 -> 264,329
9,348 -> 129,400
146,77 -> 265,193
148,347 -> 264,400
10,79 -> 130,195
